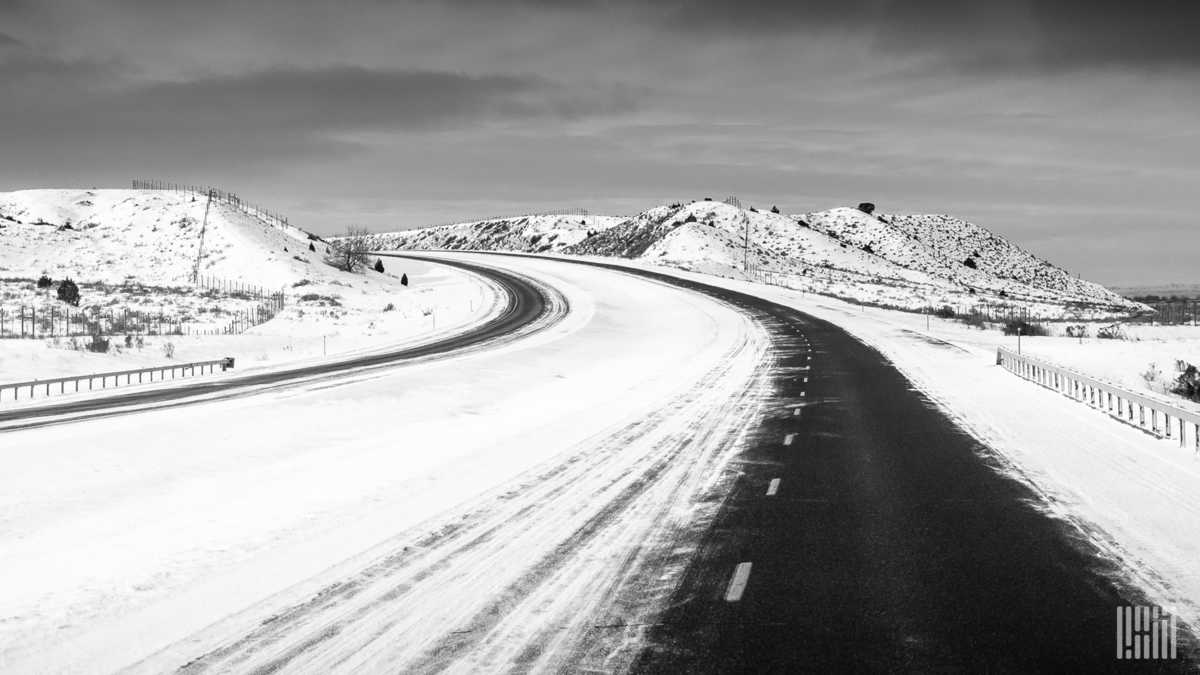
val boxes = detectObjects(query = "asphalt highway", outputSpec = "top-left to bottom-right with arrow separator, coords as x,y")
579,262 -> 1198,673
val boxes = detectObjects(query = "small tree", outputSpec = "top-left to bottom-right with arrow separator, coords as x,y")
857,202 -> 875,215
401,273 -> 409,286
309,242 -> 316,252
326,226 -> 372,272
374,258 -> 385,273
37,274 -> 53,289
963,257 -> 978,269
57,278 -> 80,306
771,205 -> 780,214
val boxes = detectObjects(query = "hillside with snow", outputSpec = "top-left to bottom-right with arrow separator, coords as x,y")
361,214 -> 624,256
805,207 -> 1130,308
0,189 -> 495,380
368,200 -> 1142,318
0,189 -> 338,288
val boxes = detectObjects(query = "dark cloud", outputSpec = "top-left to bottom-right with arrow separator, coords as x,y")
440,0 -> 1200,70
0,32 -> 21,48
107,67 -> 637,132
1,65 -> 638,134
0,64 -> 641,181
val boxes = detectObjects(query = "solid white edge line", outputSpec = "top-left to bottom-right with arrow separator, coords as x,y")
725,562 -> 753,602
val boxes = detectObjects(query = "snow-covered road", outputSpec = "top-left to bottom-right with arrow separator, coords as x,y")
0,254 -> 772,673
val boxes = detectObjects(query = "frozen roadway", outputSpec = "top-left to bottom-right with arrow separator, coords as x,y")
1,252 -> 1194,673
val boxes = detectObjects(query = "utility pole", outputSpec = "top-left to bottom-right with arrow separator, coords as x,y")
743,211 -> 751,275
192,189 -> 214,283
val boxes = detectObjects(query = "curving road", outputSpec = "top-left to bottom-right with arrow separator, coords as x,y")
0,256 -> 560,431
3,251 -> 1195,672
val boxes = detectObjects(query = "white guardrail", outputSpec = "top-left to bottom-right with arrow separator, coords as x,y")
997,347 -> 1200,449
0,357 -> 235,404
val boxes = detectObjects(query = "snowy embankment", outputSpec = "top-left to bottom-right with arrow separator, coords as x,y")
0,190 -> 492,383
568,255 -> 1200,636
0,253 -> 771,673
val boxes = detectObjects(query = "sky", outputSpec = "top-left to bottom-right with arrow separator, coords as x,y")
1,0 -> 1197,286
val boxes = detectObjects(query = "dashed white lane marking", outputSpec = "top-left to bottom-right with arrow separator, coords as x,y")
793,408 -> 802,416
725,562 -> 753,602
784,433 -> 796,446
803,377 -> 808,383
766,478 -> 781,496
800,391 -> 806,397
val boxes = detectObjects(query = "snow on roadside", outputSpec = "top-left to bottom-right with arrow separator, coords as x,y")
0,252 -> 767,674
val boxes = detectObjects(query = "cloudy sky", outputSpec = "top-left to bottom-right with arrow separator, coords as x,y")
1,0 -> 1196,285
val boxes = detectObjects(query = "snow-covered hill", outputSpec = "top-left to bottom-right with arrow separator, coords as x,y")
0,189 -> 494,379
361,214 -> 624,256
805,207 -> 1130,308
0,189 -> 336,288
369,200 -> 1143,318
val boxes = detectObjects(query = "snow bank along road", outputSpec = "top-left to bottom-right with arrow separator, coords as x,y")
2,252 -> 1194,672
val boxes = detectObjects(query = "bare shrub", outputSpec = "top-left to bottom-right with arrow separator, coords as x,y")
326,226 -> 372,273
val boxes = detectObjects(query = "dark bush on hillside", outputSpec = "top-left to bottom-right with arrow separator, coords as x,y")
57,278 -> 80,306
703,197 -> 712,201
1002,320 -> 1048,336
933,305 -> 956,319
999,290 -> 1008,298
749,207 -> 758,213
1172,362 -> 1200,402
37,274 -> 53,289
401,273 -> 409,286
87,333 -> 109,353
1065,324 -> 1088,338
374,258 -> 385,273
857,202 -> 875,214
771,205 -> 781,214
963,257 -> 978,269
684,213 -> 698,223
862,243 -> 874,254
309,242 -> 316,252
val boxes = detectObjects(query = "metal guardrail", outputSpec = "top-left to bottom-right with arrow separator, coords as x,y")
0,357 -> 235,403
997,347 -> 1200,449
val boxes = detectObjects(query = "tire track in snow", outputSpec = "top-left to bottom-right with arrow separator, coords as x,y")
135,301 -> 774,674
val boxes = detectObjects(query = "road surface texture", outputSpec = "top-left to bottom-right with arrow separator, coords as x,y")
0,255 -> 557,431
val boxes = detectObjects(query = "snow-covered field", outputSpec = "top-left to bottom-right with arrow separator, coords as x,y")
0,190 -> 492,384
0,253 -> 771,673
